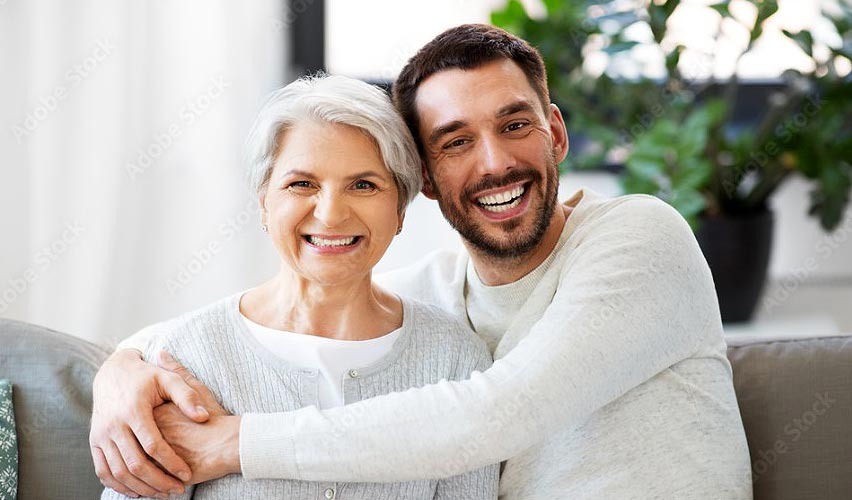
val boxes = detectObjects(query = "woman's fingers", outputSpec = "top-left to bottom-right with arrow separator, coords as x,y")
102,440 -> 167,499
92,445 -> 139,498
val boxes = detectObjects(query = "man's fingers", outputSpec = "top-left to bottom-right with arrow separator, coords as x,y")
102,441 -> 167,499
92,445 -> 139,498
157,350 -> 227,418
126,412 -> 193,483
115,428 -> 186,495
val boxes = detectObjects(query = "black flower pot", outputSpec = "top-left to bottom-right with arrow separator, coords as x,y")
695,209 -> 774,323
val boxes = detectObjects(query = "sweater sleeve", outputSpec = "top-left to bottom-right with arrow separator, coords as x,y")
240,196 -> 719,482
116,323 -> 161,354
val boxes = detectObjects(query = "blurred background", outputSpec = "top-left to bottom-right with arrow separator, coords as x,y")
0,0 -> 850,348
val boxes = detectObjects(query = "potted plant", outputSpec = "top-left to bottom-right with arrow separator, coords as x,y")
492,0 -> 852,322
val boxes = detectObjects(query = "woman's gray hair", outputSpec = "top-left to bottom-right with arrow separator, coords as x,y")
246,74 -> 422,213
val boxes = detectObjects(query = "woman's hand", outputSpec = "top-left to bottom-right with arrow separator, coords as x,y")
153,403 -> 242,485
89,349 -> 216,498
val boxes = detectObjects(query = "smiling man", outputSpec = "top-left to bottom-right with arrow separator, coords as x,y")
90,24 -> 753,499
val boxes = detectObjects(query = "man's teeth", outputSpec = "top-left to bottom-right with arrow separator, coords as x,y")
477,185 -> 525,212
307,236 -> 356,247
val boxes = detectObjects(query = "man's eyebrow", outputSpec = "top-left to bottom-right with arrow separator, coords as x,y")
427,120 -> 467,147
496,100 -> 536,118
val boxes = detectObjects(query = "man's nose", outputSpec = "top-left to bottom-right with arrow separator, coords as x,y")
478,135 -> 515,176
313,191 -> 350,228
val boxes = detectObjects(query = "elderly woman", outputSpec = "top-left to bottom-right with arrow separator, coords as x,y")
100,75 -> 498,500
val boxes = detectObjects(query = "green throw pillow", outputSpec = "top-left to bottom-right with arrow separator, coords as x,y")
0,380 -> 16,500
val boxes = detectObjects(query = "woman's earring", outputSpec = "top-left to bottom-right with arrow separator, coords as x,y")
396,226 -> 402,235
261,224 -> 268,232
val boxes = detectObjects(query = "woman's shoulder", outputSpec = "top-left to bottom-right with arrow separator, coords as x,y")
135,294 -> 239,356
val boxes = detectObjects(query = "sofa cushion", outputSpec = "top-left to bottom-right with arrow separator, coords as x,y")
0,380 -> 17,499
0,319 -> 110,500
728,335 -> 852,500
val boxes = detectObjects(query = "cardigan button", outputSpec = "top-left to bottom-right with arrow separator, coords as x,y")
324,487 -> 335,499
348,369 -> 359,379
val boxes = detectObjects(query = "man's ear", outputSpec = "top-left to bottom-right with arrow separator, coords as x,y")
420,162 -> 437,200
548,103 -> 570,163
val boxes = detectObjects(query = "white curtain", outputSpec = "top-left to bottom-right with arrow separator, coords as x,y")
0,0 -> 288,347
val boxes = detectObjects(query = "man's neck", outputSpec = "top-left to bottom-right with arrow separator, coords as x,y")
467,205 -> 571,286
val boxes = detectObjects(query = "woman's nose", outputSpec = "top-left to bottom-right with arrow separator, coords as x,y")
313,191 -> 351,228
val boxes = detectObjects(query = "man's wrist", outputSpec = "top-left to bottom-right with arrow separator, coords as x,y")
221,415 -> 242,475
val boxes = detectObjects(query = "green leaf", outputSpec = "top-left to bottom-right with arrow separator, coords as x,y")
750,0 -> 780,43
602,40 -> 640,54
669,189 -> 707,225
626,156 -> 665,181
490,0 -> 529,34
673,159 -> 713,190
709,0 -> 732,18
782,29 -> 814,57
621,174 -> 660,195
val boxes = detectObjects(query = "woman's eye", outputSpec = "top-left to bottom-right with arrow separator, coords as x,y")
353,180 -> 376,190
288,181 -> 313,190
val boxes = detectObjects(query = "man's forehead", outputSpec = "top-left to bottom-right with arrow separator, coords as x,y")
414,60 -> 541,128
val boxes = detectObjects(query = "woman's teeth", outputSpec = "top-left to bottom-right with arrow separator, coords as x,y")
476,185 -> 525,213
307,236 -> 356,247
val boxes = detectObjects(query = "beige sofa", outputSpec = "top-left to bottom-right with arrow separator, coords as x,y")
1,318 -> 851,499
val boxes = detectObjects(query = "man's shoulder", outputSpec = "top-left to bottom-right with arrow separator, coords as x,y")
569,191 -> 692,249
576,191 -> 683,229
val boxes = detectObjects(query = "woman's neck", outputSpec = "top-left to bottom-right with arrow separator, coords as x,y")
241,272 -> 402,341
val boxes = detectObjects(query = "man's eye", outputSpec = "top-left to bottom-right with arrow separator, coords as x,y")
506,122 -> 528,132
353,180 -> 376,190
444,138 -> 469,150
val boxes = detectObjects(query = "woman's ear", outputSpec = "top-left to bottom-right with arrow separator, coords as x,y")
421,163 -> 437,200
258,191 -> 268,228
396,210 -> 406,235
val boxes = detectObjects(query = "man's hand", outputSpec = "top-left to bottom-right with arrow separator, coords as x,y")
153,404 -> 242,484
89,349 -> 215,498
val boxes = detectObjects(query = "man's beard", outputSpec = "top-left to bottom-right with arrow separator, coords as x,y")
429,155 -> 560,260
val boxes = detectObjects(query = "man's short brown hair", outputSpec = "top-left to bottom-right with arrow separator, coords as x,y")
392,23 -> 550,154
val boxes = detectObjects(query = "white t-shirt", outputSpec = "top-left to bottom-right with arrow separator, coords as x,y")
239,305 -> 401,409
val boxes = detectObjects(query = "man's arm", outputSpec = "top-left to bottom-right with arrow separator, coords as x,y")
238,197 -> 718,482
